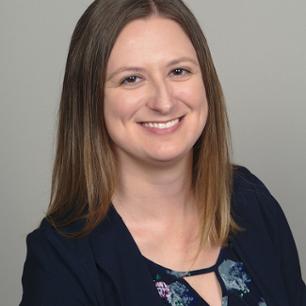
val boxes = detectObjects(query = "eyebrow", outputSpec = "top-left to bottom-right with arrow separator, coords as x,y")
106,56 -> 198,81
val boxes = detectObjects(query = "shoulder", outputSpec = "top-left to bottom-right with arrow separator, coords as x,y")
20,218 -> 97,306
25,217 -> 89,260
232,164 -> 274,194
231,165 -> 306,303
24,216 -> 96,281
232,164 -> 282,215
231,164 -> 289,242
231,164 -> 298,259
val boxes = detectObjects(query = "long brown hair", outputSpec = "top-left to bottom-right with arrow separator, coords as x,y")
46,0 -> 241,249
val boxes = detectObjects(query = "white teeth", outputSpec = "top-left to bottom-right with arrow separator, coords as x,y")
142,118 -> 179,129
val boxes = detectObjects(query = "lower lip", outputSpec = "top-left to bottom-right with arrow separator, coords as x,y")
139,117 -> 184,135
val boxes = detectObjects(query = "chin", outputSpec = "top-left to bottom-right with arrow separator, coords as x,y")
144,148 -> 192,166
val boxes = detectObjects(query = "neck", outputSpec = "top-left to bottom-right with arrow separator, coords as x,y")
112,151 -> 197,226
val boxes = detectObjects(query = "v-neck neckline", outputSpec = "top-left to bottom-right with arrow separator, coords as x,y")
90,193 -> 289,306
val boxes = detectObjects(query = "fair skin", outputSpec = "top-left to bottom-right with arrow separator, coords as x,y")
104,16 -> 222,305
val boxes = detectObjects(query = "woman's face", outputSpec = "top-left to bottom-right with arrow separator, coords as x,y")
104,16 -> 208,167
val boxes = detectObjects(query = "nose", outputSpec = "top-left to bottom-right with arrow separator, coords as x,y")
146,77 -> 176,114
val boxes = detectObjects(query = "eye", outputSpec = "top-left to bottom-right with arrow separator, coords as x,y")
120,75 -> 142,86
170,67 -> 191,77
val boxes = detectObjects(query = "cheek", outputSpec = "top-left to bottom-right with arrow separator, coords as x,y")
177,79 -> 208,111
104,90 -> 142,122
104,94 -> 129,131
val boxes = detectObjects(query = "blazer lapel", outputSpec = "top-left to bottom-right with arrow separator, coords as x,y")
90,204 -> 165,306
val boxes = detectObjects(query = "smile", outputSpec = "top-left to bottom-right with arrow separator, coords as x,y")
141,118 -> 179,129
138,116 -> 184,135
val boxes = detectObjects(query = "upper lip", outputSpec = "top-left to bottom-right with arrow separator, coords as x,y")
138,115 -> 184,124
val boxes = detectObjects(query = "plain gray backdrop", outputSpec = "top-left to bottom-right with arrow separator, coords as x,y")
1,1 -> 305,305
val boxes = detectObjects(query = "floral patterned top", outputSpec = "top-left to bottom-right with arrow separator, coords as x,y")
143,241 -> 268,306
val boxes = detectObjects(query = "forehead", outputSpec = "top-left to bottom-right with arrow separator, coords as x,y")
106,16 -> 198,70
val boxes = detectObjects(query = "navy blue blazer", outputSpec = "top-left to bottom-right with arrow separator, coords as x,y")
19,166 -> 306,306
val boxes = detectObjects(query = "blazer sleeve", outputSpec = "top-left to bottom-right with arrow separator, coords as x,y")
245,167 -> 306,305
19,227 -> 89,306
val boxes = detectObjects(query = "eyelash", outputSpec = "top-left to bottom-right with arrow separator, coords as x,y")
119,68 -> 191,86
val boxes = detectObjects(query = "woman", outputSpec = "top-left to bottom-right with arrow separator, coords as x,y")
19,0 -> 305,306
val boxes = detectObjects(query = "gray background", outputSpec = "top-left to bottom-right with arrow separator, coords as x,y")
1,1 -> 305,305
